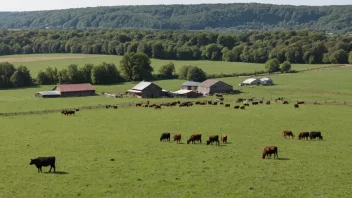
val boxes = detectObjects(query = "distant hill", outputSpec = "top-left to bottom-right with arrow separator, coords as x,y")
0,3 -> 352,33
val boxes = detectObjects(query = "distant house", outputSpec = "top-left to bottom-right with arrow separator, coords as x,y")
127,81 -> 164,98
260,77 -> 273,86
241,78 -> 261,86
56,83 -> 96,97
181,81 -> 200,91
197,79 -> 233,95
35,83 -> 95,98
173,89 -> 201,98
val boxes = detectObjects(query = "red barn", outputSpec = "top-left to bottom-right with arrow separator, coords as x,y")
56,83 -> 95,97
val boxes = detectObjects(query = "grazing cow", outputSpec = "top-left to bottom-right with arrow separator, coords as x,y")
74,108 -> 79,112
154,105 -> 161,109
61,110 -> 67,115
283,101 -> 289,104
173,133 -> 181,143
234,105 -> 240,109
259,100 -> 263,104
252,102 -> 259,105
298,132 -> 310,140
262,146 -> 278,159
220,102 -> 224,105
206,135 -> 220,145
225,104 -> 230,107
195,101 -> 201,105
200,102 -> 206,105
113,105 -> 118,109
187,134 -> 202,144
244,103 -> 250,107
216,94 -> 223,97
219,98 -> 224,101
221,135 -> 227,143
266,101 -> 271,105
309,131 -> 323,140
282,130 -> 295,139
160,133 -> 171,142
297,101 -> 305,104
294,104 -> 299,108
236,98 -> 244,103
240,106 -> 245,110
212,102 -> 218,105
30,157 -> 56,173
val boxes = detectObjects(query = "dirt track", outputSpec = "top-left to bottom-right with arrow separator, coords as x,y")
0,55 -> 104,63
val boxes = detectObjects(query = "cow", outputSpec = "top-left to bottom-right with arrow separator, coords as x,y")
136,103 -> 142,107
206,135 -> 220,145
298,132 -> 310,140
310,131 -> 323,140
74,108 -> 80,112
212,102 -> 218,105
173,133 -> 181,144
61,110 -> 67,115
262,146 -> 278,159
266,101 -> 271,105
221,135 -> 227,144
234,105 -> 240,109
220,102 -> 224,105
225,104 -> 230,107
252,102 -> 259,105
160,133 -> 171,142
30,157 -> 56,173
259,100 -> 263,104
282,130 -> 295,139
200,102 -> 206,105
240,106 -> 245,110
113,105 -> 118,109
216,94 -> 223,97
154,105 -> 161,109
244,103 -> 250,107
297,101 -> 305,104
294,104 -> 299,108
283,101 -> 289,104
187,134 -> 202,144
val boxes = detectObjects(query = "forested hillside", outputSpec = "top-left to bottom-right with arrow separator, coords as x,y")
0,3 -> 352,33
0,29 -> 351,64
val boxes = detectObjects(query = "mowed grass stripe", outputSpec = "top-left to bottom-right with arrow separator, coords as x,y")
0,104 -> 351,197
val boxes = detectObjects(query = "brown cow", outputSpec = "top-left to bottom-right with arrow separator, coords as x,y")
221,135 -> 227,143
298,132 -> 309,140
173,133 -> 181,143
206,135 -> 220,145
282,130 -> 295,139
187,134 -> 202,144
262,146 -> 278,159
283,101 -> 289,104
297,101 -> 305,104
266,101 -> 271,105
244,103 -> 250,107
294,104 -> 299,108
154,105 -> 161,109
240,106 -> 245,110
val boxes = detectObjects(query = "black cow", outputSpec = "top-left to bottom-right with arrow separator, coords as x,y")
294,104 -> 299,108
225,104 -> 230,107
310,131 -> 323,140
252,102 -> 259,105
234,105 -> 240,109
30,157 -> 56,173
298,132 -> 310,140
160,133 -> 171,142
206,135 -> 220,145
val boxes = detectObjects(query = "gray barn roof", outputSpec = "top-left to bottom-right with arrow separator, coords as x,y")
37,91 -> 60,96
182,81 -> 200,87
131,81 -> 152,91
198,79 -> 219,88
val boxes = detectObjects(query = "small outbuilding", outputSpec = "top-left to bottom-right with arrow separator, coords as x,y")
56,83 -> 96,97
197,79 -> 233,95
35,91 -> 61,98
260,77 -> 273,86
127,81 -> 164,98
181,81 -> 200,91
241,78 -> 261,86
173,90 -> 201,98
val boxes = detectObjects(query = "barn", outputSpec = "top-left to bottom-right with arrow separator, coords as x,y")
181,81 -> 200,91
197,79 -> 233,95
173,89 -> 201,98
260,77 -> 273,85
56,83 -> 96,97
241,78 -> 261,86
35,91 -> 61,98
127,81 -> 164,98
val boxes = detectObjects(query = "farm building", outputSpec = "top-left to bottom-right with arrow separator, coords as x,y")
260,77 -> 273,85
35,83 -> 96,98
241,78 -> 261,86
173,90 -> 201,98
35,91 -> 61,98
181,81 -> 200,91
127,81 -> 164,98
197,79 -> 233,95
56,83 -> 96,97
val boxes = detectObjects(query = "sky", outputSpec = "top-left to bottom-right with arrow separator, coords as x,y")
1,0 -> 351,12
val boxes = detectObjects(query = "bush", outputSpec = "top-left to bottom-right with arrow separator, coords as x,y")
280,61 -> 291,73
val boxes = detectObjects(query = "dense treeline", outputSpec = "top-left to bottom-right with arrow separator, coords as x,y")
0,4 -> 352,33
0,62 -> 32,88
0,29 -> 352,64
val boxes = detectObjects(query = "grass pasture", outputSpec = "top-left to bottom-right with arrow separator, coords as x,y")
0,54 -> 335,76
1,103 -> 352,197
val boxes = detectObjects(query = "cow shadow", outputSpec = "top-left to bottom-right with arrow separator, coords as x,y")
224,142 -> 233,144
44,171 -> 68,175
217,144 -> 227,147
277,158 -> 290,161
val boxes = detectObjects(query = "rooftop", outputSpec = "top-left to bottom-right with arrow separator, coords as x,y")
243,78 -> 259,84
37,91 -> 60,96
131,81 -> 152,91
56,83 -> 95,93
173,89 -> 194,94
198,79 -> 219,88
182,81 -> 200,87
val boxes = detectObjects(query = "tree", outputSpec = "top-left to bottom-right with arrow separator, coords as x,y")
280,61 -> 291,73
67,64 -> 83,83
0,62 -> 16,88
186,66 -> 207,82
36,70 -> 51,85
119,52 -> 153,81
79,64 -> 94,83
151,43 -> 164,59
265,58 -> 280,73
159,62 -> 175,79
178,65 -> 192,80
91,62 -> 121,84
348,51 -> 352,64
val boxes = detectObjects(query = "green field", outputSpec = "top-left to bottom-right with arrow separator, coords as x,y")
0,55 -> 352,197
0,54 -> 335,76
1,101 -> 352,197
